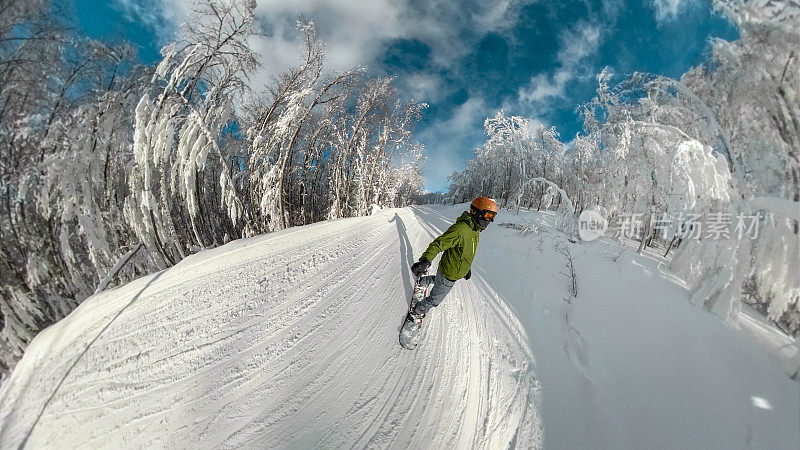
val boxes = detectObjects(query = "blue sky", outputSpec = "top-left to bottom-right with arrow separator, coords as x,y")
71,0 -> 737,192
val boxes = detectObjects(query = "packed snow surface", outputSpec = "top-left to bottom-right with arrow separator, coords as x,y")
0,205 -> 540,449
1,204 -> 797,449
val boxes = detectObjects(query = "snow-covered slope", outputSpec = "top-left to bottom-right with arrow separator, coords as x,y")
1,204 -> 797,449
0,206 -> 541,449
480,208 -> 799,449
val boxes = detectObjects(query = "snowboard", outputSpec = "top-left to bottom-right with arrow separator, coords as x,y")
399,276 -> 430,350
399,304 -> 423,350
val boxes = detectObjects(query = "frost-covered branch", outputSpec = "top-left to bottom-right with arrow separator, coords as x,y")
94,243 -> 143,295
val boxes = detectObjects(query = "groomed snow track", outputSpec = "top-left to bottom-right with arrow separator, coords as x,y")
0,206 -> 542,449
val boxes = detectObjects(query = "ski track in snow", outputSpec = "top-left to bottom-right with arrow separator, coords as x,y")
0,206 -> 542,449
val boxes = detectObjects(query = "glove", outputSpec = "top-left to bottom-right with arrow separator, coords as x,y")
464,269 -> 471,280
411,258 -> 431,277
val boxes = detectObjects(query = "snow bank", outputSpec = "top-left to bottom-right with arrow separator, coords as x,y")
490,204 -> 799,449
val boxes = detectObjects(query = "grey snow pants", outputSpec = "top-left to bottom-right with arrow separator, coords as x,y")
413,269 -> 456,315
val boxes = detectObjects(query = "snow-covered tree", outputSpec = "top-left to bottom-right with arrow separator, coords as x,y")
448,1 -> 799,334
0,4 -> 143,370
0,0 -> 427,375
126,0 -> 257,264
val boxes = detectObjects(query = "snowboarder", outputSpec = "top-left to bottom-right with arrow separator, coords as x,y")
399,197 -> 497,349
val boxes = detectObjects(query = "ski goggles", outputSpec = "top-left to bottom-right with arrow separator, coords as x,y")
476,209 -> 497,221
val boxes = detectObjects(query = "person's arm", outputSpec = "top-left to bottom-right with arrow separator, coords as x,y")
420,223 -> 462,261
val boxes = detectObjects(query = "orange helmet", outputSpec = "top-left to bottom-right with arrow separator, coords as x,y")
470,197 -> 497,225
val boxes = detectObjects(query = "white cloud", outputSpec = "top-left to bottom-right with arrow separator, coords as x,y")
651,0 -> 693,22
518,22 -> 601,105
113,0 -> 190,44
402,0 -> 518,66
252,0 -> 405,73
400,72 -> 444,102
419,96 -> 550,190
250,0 -> 521,73
418,96 -> 492,189
123,0 -> 527,190
134,0 -> 522,77
518,74 -> 560,104
443,96 -> 487,134
557,23 -> 601,66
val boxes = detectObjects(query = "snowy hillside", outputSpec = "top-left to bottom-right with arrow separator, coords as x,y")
0,205 -> 540,448
0,204 -> 797,449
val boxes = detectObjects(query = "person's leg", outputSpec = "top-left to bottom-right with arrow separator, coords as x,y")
413,269 -> 455,315
412,274 -> 436,303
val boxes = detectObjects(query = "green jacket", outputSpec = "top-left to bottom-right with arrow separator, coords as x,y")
421,212 -> 480,281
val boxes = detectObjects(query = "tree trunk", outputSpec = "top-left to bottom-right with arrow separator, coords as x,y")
637,212 -> 651,254
664,234 -> 678,257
